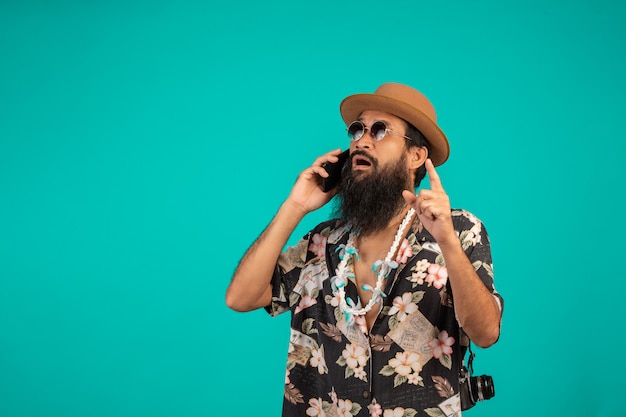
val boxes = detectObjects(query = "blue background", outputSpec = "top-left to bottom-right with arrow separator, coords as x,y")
1,1 -> 624,416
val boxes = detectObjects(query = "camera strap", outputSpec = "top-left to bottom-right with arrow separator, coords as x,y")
466,342 -> 475,375
459,339 -> 496,411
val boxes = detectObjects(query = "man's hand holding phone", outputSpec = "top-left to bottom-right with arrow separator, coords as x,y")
286,149 -> 347,215
321,149 -> 349,192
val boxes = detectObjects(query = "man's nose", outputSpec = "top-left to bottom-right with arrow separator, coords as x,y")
355,129 -> 375,150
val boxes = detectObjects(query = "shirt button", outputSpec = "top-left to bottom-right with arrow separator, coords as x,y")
362,390 -> 370,399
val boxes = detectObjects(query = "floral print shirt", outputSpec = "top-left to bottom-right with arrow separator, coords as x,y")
266,209 -> 503,417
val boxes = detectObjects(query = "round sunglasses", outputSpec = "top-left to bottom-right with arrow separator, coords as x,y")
347,120 -> 412,142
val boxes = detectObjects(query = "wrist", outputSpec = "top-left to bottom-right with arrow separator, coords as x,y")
436,232 -> 462,251
280,199 -> 309,221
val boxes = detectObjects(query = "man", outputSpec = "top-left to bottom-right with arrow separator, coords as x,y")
226,82 -> 503,417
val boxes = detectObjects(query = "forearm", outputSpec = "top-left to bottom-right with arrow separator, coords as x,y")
439,240 -> 501,348
226,200 -> 307,312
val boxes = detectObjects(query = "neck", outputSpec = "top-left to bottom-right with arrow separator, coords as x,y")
357,204 -> 413,241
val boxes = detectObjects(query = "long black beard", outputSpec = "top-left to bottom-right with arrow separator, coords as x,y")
333,151 -> 413,236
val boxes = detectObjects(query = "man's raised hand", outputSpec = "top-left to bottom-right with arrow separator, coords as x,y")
403,158 -> 456,244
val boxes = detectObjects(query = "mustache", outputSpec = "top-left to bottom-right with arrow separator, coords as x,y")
349,150 -> 378,167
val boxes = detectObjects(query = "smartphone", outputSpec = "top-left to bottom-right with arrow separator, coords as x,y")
321,150 -> 349,192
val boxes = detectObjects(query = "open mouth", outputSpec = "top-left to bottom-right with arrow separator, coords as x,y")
352,155 -> 373,169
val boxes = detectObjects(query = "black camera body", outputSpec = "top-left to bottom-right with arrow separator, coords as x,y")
459,365 -> 495,411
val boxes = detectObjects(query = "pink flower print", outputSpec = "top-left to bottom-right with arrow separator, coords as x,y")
388,351 -> 422,376
306,398 -> 326,417
395,238 -> 413,264
353,367 -> 367,380
341,344 -> 368,370
428,330 -> 455,359
337,399 -> 354,417
410,259 -> 430,285
411,270 -> 426,286
388,292 -> 418,322
310,347 -> 328,375
308,233 -> 327,257
294,295 -> 317,314
285,368 -> 291,384
425,264 -> 448,289
383,407 -> 408,417
407,373 -> 423,385
368,401 -> 382,417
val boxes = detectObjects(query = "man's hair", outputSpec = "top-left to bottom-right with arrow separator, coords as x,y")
403,121 -> 431,188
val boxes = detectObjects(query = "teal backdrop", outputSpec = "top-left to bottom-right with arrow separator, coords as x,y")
1,1 -> 624,416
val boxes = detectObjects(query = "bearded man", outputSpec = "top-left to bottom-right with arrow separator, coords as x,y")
226,82 -> 503,417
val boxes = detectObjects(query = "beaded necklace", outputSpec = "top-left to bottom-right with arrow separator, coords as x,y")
331,208 -> 415,320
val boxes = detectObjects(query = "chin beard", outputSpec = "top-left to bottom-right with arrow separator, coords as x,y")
333,152 -> 413,236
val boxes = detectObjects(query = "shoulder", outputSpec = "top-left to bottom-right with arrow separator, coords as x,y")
451,208 -> 485,229
450,208 -> 491,249
309,218 -> 348,241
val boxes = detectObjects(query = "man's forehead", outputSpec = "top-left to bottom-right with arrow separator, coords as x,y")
358,110 -> 403,124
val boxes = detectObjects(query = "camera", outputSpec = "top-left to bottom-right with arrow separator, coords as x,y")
459,366 -> 495,411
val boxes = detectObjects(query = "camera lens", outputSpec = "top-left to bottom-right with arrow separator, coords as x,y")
473,375 -> 495,401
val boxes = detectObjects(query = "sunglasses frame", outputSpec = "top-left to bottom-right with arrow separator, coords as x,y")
347,120 -> 412,142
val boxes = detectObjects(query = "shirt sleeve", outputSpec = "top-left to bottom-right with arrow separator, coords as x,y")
264,234 -> 311,317
454,210 -> 504,316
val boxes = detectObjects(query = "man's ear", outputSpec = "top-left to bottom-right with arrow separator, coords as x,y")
408,146 -> 428,170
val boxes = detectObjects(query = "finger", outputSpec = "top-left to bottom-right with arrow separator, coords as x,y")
310,165 -> 330,178
426,158 -> 444,192
418,199 -> 440,219
416,189 -> 437,200
402,190 -> 417,206
417,189 -> 450,210
318,148 -> 344,164
415,198 -> 446,224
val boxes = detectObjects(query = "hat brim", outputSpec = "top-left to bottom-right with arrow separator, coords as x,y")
340,94 -> 450,166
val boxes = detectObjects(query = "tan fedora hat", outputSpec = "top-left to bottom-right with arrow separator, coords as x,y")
340,82 -> 450,166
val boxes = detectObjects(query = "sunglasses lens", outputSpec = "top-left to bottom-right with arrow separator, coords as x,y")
371,121 -> 387,141
348,121 -> 365,141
